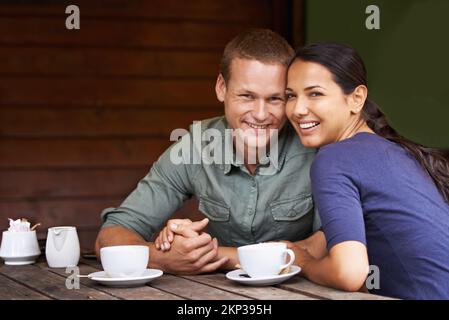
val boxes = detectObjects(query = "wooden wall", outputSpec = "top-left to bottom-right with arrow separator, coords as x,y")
0,0 -> 293,251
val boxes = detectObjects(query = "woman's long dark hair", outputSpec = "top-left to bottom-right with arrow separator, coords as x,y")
291,42 -> 449,203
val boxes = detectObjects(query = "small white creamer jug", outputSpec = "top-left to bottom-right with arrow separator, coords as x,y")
45,226 -> 80,268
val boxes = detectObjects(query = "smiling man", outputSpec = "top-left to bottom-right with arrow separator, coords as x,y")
96,29 -> 322,274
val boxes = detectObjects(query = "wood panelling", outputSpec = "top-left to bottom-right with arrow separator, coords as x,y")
0,48 -> 222,77
0,0 -> 292,252
0,197 -> 203,250
0,168 -> 148,199
0,0 -> 272,23
0,197 -> 202,232
0,78 -> 220,108
0,138 -> 170,168
0,18 -> 256,49
0,108 -> 219,137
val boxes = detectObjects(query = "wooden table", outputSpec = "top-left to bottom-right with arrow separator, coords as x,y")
0,257 -> 393,300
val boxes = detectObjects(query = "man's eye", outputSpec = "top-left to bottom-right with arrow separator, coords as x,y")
239,94 -> 253,99
269,97 -> 283,102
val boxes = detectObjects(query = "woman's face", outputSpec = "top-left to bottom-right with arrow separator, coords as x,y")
286,59 -> 363,148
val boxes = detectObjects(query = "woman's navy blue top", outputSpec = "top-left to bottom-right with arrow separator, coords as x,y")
311,132 -> 449,299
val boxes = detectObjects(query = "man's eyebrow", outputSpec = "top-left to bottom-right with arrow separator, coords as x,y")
268,92 -> 284,97
236,89 -> 255,94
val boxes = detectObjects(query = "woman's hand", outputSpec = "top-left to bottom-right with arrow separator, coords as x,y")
155,218 -> 209,251
281,240 -> 315,270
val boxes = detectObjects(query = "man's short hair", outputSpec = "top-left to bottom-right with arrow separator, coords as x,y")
219,28 -> 294,83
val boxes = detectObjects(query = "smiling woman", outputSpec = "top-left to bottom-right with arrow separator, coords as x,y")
285,41 -> 449,300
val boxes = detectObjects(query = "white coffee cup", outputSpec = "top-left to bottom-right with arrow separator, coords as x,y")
100,245 -> 149,278
237,242 -> 295,278
0,230 -> 41,265
45,226 -> 80,268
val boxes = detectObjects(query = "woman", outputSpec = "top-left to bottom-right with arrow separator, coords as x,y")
285,42 -> 449,299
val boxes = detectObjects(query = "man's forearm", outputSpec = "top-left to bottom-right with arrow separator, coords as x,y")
95,225 -> 146,254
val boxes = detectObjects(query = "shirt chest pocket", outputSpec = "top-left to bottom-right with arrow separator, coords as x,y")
270,195 -> 314,221
198,197 -> 230,222
269,195 -> 314,241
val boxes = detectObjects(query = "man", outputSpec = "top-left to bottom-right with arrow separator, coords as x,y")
96,29 -> 324,275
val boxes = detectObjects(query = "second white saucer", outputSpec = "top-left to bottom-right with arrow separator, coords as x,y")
226,265 -> 301,286
88,268 -> 163,287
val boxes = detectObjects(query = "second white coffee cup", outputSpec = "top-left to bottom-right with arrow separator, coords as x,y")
237,242 -> 295,278
100,245 -> 149,278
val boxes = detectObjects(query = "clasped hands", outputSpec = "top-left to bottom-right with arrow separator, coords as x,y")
153,218 -> 229,275
153,218 -> 317,276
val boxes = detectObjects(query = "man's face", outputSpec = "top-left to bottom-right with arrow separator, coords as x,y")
216,58 -> 288,150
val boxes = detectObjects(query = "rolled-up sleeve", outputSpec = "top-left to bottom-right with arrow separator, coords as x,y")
101,134 -> 199,241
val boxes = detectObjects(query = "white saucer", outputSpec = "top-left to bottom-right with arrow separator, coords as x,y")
88,269 -> 163,287
0,254 -> 41,265
226,265 -> 301,286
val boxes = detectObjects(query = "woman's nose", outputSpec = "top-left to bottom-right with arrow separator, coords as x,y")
292,98 -> 309,116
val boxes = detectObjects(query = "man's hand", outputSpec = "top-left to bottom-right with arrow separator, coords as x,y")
155,218 -> 209,251
152,232 -> 229,274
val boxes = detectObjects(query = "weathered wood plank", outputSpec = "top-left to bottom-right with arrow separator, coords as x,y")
0,108 -> 220,138
0,48 -> 221,78
80,258 -> 249,300
0,263 -> 117,300
151,274 -> 250,300
182,273 -> 317,300
36,261 -> 184,300
0,272 -> 51,299
0,78 -> 219,108
277,277 -> 396,300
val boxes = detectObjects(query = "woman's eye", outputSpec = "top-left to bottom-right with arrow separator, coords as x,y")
309,92 -> 323,97
286,93 -> 296,100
